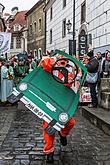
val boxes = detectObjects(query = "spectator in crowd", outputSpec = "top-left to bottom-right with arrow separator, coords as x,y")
82,54 -> 89,65
95,52 -> 105,78
1,61 -> 14,105
28,57 -> 37,73
103,51 -> 110,78
85,50 -> 99,108
0,57 -> 5,103
95,52 -> 105,105
14,57 -> 29,86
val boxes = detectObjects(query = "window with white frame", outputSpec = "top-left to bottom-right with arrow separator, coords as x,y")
63,0 -> 66,8
39,18 -> 41,31
16,37 -> 21,49
62,18 -> 66,38
50,29 -> 52,44
14,24 -> 21,31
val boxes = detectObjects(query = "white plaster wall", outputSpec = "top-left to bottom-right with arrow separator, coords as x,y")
46,0 -> 73,53
75,0 -> 110,53
46,0 -> 110,54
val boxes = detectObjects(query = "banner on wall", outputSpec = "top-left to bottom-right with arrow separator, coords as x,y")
0,32 -> 11,55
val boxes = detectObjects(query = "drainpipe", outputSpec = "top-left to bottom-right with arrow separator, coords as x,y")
73,0 -> 76,56
44,10 -> 46,54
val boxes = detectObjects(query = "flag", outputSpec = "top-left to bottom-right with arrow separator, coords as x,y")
0,32 -> 11,54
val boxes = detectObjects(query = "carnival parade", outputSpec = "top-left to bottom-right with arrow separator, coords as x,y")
0,0 -> 110,164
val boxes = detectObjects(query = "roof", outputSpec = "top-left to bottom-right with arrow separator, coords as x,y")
9,10 -> 28,32
4,13 -> 10,16
44,0 -> 55,11
25,0 -> 45,16
11,11 -> 28,26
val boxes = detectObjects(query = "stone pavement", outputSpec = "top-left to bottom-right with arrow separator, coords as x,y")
0,105 -> 110,165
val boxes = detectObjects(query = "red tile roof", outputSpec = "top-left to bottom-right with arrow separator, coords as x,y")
9,10 -> 28,32
4,13 -> 10,16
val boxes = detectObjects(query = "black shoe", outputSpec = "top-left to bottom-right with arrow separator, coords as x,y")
59,132 -> 67,146
46,152 -> 54,164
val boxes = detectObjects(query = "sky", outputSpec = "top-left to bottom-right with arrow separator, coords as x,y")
0,0 -> 39,13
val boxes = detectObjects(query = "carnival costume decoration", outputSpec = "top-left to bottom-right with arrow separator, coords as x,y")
8,50 -> 87,135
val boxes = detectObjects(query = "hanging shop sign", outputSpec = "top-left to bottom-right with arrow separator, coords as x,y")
79,35 -> 87,57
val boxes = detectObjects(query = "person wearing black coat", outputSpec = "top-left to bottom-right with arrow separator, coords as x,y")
85,50 -> 99,108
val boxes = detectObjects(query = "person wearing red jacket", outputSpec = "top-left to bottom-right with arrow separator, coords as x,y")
39,55 -> 75,163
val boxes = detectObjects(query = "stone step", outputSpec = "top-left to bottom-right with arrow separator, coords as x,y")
100,91 -> 110,110
100,78 -> 110,92
81,106 -> 110,136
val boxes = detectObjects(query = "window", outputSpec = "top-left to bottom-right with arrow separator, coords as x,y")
50,29 -> 52,44
16,37 -> 21,49
50,7 -> 53,20
30,24 -> 32,34
62,18 -> 66,38
81,1 -> 86,23
63,0 -> 66,8
39,18 -> 41,31
14,24 -> 20,31
34,22 -> 36,33
11,37 -> 14,49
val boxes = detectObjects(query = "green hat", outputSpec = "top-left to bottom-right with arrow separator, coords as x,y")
19,57 -> 24,61
0,56 -> 5,61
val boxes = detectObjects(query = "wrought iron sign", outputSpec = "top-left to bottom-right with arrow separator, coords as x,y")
79,35 -> 87,56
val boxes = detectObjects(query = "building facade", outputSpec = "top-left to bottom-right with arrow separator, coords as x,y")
75,0 -> 110,56
45,0 -> 71,53
26,0 -> 46,59
45,0 -> 110,57
6,7 -> 28,55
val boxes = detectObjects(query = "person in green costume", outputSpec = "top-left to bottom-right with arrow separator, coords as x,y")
14,57 -> 29,86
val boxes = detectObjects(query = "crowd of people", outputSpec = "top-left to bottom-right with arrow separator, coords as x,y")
0,53 -> 38,106
0,49 -> 110,108
30,50 -> 110,163
82,50 -> 110,108
0,50 -> 110,163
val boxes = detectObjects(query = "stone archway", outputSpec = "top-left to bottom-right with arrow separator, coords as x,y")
79,24 -> 88,35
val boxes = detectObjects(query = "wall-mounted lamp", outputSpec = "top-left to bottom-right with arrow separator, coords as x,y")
66,20 -> 72,33
66,20 -> 78,34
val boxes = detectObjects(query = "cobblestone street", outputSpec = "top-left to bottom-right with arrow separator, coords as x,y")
0,105 -> 110,165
